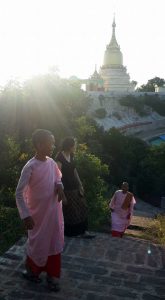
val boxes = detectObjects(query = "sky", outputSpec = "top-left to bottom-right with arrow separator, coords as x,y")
0,0 -> 164,86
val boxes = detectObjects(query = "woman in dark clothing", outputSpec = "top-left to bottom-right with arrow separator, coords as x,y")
56,137 -> 94,238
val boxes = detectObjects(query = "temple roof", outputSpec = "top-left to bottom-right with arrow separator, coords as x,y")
89,66 -> 104,85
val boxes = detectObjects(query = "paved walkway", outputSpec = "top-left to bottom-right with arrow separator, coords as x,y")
134,198 -> 163,218
0,232 -> 165,300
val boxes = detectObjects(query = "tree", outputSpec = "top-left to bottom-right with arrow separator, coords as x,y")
136,144 -> 165,206
131,80 -> 138,88
0,74 -> 91,141
75,145 -> 109,228
97,128 -> 148,191
74,116 -> 96,143
138,77 -> 165,92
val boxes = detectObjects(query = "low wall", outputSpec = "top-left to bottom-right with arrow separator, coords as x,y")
119,119 -> 165,135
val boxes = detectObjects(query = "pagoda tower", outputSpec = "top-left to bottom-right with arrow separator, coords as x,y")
100,18 -> 135,92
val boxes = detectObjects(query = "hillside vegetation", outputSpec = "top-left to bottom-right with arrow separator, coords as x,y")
1,74 -> 165,251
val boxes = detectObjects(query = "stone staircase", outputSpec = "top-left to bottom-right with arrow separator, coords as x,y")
0,199 -> 165,299
0,232 -> 165,300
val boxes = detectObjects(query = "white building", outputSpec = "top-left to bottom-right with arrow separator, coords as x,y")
155,85 -> 165,93
100,18 -> 135,92
87,18 -> 135,93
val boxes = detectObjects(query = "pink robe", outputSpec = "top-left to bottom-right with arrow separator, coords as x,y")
109,190 -> 136,232
16,157 -> 64,267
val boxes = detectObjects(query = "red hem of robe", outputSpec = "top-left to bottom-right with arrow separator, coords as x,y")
26,254 -> 61,277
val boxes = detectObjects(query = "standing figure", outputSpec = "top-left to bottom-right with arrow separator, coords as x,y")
56,137 -> 94,238
16,129 -> 65,292
109,182 -> 136,238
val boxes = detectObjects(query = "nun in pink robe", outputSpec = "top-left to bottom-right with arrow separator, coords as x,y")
16,157 -> 64,277
109,183 -> 136,238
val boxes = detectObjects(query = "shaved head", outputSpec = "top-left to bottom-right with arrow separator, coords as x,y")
121,182 -> 129,193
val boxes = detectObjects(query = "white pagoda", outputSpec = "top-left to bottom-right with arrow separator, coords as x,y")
100,18 -> 135,92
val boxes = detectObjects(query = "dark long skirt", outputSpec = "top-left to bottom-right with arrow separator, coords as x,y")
63,189 -> 88,237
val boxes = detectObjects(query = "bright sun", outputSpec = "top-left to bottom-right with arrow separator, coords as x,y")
0,0 -> 164,86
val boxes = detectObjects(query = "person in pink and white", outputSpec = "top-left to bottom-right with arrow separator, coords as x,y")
109,182 -> 136,238
16,129 -> 66,292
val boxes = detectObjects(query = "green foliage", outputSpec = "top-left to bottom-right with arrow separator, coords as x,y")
0,136 -> 20,199
131,80 -> 137,87
144,95 -> 165,116
143,214 -> 165,245
94,108 -> 107,119
0,74 -> 90,140
136,144 -> 165,199
75,145 -> 109,229
119,95 -> 148,116
0,207 -> 24,254
74,116 -> 96,143
119,94 -> 165,116
0,136 -> 31,206
98,128 -> 165,205
99,128 -> 148,189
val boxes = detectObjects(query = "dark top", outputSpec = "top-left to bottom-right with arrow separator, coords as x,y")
56,152 -> 79,191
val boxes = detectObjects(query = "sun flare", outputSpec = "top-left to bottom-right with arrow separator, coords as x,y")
0,0 -> 164,86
